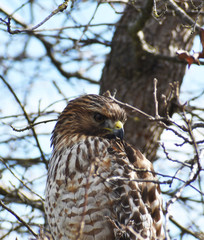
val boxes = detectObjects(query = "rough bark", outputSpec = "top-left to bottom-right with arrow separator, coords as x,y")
100,0 -> 203,161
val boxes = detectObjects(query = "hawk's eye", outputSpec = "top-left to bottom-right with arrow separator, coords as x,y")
94,113 -> 106,122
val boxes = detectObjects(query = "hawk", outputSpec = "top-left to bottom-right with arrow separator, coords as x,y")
45,93 -> 163,240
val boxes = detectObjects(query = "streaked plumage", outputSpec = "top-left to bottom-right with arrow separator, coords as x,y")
45,93 -> 163,240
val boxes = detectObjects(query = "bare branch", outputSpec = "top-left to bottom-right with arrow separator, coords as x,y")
0,200 -> 38,238
153,78 -> 160,119
0,75 -> 48,169
0,158 -> 44,201
163,0 -> 202,32
1,0 -> 70,34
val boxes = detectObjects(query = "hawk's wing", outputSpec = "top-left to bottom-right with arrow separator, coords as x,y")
108,140 -> 163,239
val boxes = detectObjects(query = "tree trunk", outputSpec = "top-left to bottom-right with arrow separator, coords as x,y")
100,0 -> 203,161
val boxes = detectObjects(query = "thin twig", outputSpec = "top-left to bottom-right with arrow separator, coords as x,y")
0,75 -> 48,169
10,119 -> 56,132
2,0 -> 70,34
110,96 -> 154,120
153,78 -> 160,119
0,200 -> 37,237
164,0 -> 202,32
170,217 -> 202,239
0,158 -> 44,201
76,1 -> 101,47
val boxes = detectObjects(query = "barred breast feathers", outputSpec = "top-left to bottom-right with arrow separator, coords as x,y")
45,93 -> 164,240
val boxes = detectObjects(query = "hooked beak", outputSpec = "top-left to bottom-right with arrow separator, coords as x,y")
104,120 -> 124,140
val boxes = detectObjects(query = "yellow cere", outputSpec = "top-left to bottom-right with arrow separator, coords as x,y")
114,121 -> 123,129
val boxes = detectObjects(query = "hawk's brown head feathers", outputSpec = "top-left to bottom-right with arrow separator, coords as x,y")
51,94 -> 127,149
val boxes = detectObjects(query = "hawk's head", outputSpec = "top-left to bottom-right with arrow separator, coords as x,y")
51,93 -> 127,148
